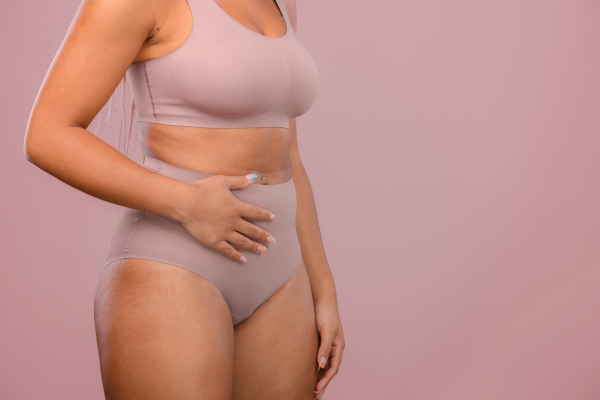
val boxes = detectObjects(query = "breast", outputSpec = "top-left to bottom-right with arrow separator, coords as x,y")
169,35 -> 291,118
125,11 -> 320,129
279,37 -> 320,118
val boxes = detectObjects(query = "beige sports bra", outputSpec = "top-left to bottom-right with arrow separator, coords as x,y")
125,0 -> 320,129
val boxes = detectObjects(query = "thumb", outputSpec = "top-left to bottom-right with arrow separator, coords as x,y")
317,328 -> 334,369
227,173 -> 258,190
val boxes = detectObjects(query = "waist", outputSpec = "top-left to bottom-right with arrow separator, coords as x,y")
138,122 -> 293,185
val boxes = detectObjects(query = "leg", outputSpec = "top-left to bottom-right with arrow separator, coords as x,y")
232,260 -> 319,400
94,258 -> 234,400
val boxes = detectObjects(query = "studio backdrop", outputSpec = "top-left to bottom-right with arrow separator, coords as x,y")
2,0 -> 600,399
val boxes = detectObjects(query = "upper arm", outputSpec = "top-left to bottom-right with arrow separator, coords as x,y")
285,0 -> 300,164
26,0 -> 157,143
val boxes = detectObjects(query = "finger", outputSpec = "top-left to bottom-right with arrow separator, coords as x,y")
315,386 -> 326,400
316,327 -> 334,370
314,367 -> 324,398
238,201 -> 276,221
316,349 -> 342,392
235,218 -> 276,244
226,173 -> 258,190
227,231 -> 267,253
214,240 -> 247,263
315,340 -> 343,395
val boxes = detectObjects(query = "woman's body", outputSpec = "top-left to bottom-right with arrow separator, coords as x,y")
24,0 -> 343,398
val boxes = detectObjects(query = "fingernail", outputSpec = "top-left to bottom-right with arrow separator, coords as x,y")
266,236 -> 276,243
240,255 -> 247,262
246,173 -> 257,181
257,244 -> 267,252
315,388 -> 322,394
270,213 -> 276,220
319,355 -> 327,368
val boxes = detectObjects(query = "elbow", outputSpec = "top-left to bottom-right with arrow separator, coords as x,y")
23,129 -> 46,166
24,134 -> 36,164
24,114 -> 57,165
24,139 -> 36,164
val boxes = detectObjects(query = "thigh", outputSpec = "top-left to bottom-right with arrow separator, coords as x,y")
94,258 -> 234,400
232,260 -> 319,400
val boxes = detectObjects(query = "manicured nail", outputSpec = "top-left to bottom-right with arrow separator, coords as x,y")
246,173 -> 257,181
319,355 -> 327,368
266,236 -> 276,243
240,255 -> 247,262
270,213 -> 276,220
257,244 -> 267,252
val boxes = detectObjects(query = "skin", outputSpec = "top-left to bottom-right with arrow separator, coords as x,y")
24,0 -> 344,398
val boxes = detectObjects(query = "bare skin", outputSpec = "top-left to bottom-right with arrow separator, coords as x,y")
24,0 -> 344,398
95,259 -> 319,400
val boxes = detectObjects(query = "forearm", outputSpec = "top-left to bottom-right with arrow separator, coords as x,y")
24,125 -> 192,221
292,160 -> 337,306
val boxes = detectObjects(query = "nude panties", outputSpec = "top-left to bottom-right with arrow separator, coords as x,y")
103,156 -> 303,326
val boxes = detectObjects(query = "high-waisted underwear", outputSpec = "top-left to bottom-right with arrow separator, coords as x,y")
103,155 -> 303,326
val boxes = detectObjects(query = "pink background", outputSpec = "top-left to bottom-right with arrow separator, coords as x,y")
3,0 -> 600,398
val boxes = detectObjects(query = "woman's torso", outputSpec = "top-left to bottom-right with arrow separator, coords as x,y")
128,0 -> 319,185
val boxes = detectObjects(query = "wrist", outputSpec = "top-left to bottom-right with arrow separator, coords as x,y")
165,181 -> 198,222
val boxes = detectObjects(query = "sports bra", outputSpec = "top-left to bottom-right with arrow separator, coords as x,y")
125,0 -> 320,129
